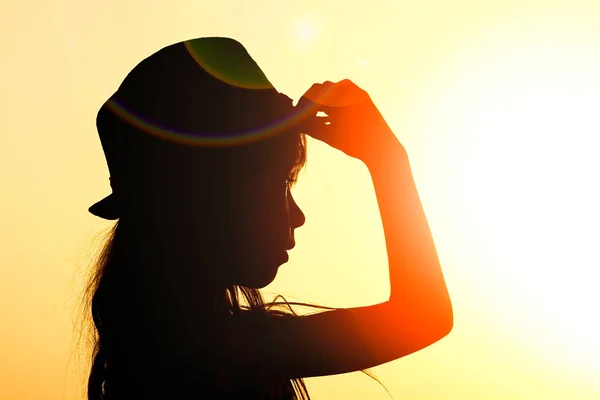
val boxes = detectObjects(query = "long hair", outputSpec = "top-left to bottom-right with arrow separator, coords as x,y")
81,129 -> 314,399
81,222 -> 313,400
80,130 -> 388,400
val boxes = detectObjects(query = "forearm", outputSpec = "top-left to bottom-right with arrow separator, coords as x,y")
364,139 -> 453,335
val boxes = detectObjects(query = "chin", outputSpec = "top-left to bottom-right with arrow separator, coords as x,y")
235,265 -> 280,289
243,272 -> 279,289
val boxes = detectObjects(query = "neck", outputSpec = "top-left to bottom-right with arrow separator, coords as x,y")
121,215 -> 233,317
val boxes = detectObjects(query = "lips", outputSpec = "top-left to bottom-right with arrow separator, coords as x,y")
283,252 -> 289,262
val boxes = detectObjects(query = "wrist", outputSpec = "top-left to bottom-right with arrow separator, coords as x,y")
362,134 -> 407,170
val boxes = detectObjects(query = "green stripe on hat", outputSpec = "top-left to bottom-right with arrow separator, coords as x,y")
184,37 -> 274,90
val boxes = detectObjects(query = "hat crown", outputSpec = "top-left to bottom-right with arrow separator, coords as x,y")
90,37 -> 294,220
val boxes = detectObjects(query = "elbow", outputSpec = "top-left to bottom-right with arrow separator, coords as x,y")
414,300 -> 455,340
376,302 -> 453,361
390,317 -> 453,360
426,307 -> 454,345
445,317 -> 454,337
414,303 -> 454,348
440,305 -> 454,336
433,299 -> 454,336
383,298 -> 453,352
426,293 -> 454,340
410,316 -> 452,353
436,317 -> 453,342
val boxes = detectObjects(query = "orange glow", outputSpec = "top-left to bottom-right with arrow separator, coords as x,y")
2,1 -> 600,399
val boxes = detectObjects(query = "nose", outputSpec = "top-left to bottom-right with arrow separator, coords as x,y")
289,193 -> 305,230
287,193 -> 305,250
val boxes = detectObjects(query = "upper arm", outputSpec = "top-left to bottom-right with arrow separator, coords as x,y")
222,301 -> 453,381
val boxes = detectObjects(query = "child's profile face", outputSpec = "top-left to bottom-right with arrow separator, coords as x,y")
217,137 -> 306,288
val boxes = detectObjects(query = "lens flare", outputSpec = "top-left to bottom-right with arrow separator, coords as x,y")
104,98 -> 315,147
103,39 -> 324,148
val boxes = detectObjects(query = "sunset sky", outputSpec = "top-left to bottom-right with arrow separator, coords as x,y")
1,1 -> 600,399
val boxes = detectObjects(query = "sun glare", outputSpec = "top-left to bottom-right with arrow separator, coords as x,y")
295,19 -> 317,44
291,16 -> 324,55
424,32 -> 600,378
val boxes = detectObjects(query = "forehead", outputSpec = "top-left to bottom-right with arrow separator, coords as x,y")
221,137 -> 295,189
250,129 -> 299,168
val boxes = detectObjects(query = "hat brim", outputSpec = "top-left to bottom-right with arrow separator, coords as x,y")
89,193 -> 120,220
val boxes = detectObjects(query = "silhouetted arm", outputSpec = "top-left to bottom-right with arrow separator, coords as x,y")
222,142 -> 453,381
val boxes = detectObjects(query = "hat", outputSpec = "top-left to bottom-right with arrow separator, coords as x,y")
89,37 -> 306,220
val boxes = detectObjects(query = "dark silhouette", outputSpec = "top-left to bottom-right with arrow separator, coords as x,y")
81,37 -> 453,399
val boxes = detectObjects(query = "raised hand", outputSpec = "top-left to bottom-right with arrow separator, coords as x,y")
296,79 -> 403,163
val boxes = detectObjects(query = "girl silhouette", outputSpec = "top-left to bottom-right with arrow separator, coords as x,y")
82,37 -> 453,399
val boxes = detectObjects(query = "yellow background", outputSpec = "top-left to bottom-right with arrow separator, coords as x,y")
2,1 -> 599,398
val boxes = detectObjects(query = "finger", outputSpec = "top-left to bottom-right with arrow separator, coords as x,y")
296,94 -> 341,116
335,79 -> 364,92
303,121 -> 331,141
297,114 -> 331,138
300,81 -> 333,98
301,81 -> 337,105
296,95 -> 342,120
334,79 -> 370,102
297,113 -> 330,127
296,95 -> 323,115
